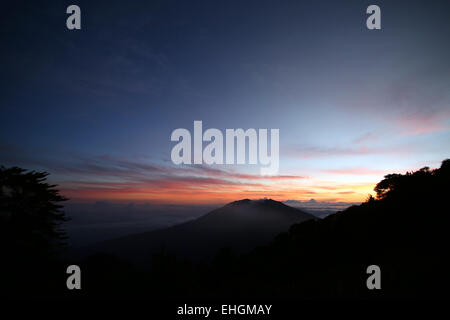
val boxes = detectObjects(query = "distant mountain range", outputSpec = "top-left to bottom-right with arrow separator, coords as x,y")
82,199 -> 315,263
282,199 -> 360,218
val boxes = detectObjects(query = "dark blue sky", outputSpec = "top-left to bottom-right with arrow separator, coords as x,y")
1,0 -> 450,203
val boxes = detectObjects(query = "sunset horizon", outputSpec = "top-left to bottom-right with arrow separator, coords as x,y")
6,151 -> 443,205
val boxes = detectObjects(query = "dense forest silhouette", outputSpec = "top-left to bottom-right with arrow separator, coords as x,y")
1,160 -> 449,298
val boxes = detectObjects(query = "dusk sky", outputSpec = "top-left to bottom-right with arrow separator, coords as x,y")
1,0 -> 450,204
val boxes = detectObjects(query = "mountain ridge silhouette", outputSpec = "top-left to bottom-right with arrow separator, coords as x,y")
79,198 -> 315,263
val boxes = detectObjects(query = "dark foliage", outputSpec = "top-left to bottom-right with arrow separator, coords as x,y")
0,166 -> 68,297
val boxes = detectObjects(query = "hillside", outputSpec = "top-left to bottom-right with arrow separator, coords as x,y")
190,159 -> 450,298
68,160 -> 450,298
83,198 -> 315,262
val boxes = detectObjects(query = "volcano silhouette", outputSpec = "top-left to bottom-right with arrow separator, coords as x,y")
85,199 -> 315,262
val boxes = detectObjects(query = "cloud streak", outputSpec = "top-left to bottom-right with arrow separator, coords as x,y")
286,144 -> 411,160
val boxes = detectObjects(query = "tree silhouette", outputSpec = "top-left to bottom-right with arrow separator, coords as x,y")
0,166 -> 70,297
0,166 -> 68,256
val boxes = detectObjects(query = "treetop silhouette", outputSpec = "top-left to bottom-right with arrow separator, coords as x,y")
0,166 -> 68,255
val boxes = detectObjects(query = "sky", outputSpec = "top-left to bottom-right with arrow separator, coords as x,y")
1,0 -> 450,205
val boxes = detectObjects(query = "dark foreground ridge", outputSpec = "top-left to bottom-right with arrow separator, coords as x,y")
2,160 -> 450,299
75,159 -> 450,298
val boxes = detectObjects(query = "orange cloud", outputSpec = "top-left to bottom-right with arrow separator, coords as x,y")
22,153 -> 373,205
61,175 -> 375,204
